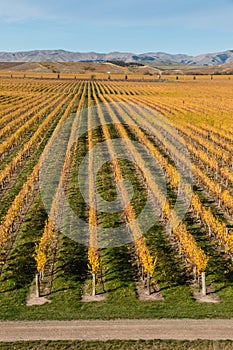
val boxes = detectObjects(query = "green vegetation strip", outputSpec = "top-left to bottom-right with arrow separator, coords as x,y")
0,340 -> 233,350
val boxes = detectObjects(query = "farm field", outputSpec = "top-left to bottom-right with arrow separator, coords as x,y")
1,69 -> 233,81
1,60 -> 233,79
0,76 -> 233,321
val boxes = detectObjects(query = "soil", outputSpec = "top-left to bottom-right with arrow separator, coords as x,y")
26,285 -> 51,306
136,281 -> 164,301
81,281 -> 106,302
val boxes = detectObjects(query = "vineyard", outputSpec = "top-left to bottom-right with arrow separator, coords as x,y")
0,76 -> 233,320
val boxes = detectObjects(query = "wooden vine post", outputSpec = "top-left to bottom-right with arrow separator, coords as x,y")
147,271 -> 151,296
92,272 -> 96,297
35,272 -> 40,298
201,271 -> 206,296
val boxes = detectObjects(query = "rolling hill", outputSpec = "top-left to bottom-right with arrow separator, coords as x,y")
0,49 -> 233,66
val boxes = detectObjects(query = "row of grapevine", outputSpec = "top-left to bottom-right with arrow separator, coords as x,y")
0,84 -> 85,271
0,93 -> 58,141
114,93 -> 233,217
34,84 -> 87,293
93,88 -> 156,294
86,83 -> 101,296
101,90 -> 208,284
0,93 -> 72,189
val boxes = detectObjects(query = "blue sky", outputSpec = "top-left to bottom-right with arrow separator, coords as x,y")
0,0 -> 232,55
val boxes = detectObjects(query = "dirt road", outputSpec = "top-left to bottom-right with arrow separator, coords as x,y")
0,319 -> 233,342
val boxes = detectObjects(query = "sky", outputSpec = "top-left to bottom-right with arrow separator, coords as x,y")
0,0 -> 232,55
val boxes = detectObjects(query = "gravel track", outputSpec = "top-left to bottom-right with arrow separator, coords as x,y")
1,319 -> 233,342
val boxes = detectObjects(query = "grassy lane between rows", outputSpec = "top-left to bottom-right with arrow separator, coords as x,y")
0,340 -> 233,350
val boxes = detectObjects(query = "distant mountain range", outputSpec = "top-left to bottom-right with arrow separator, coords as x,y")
0,49 -> 233,66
